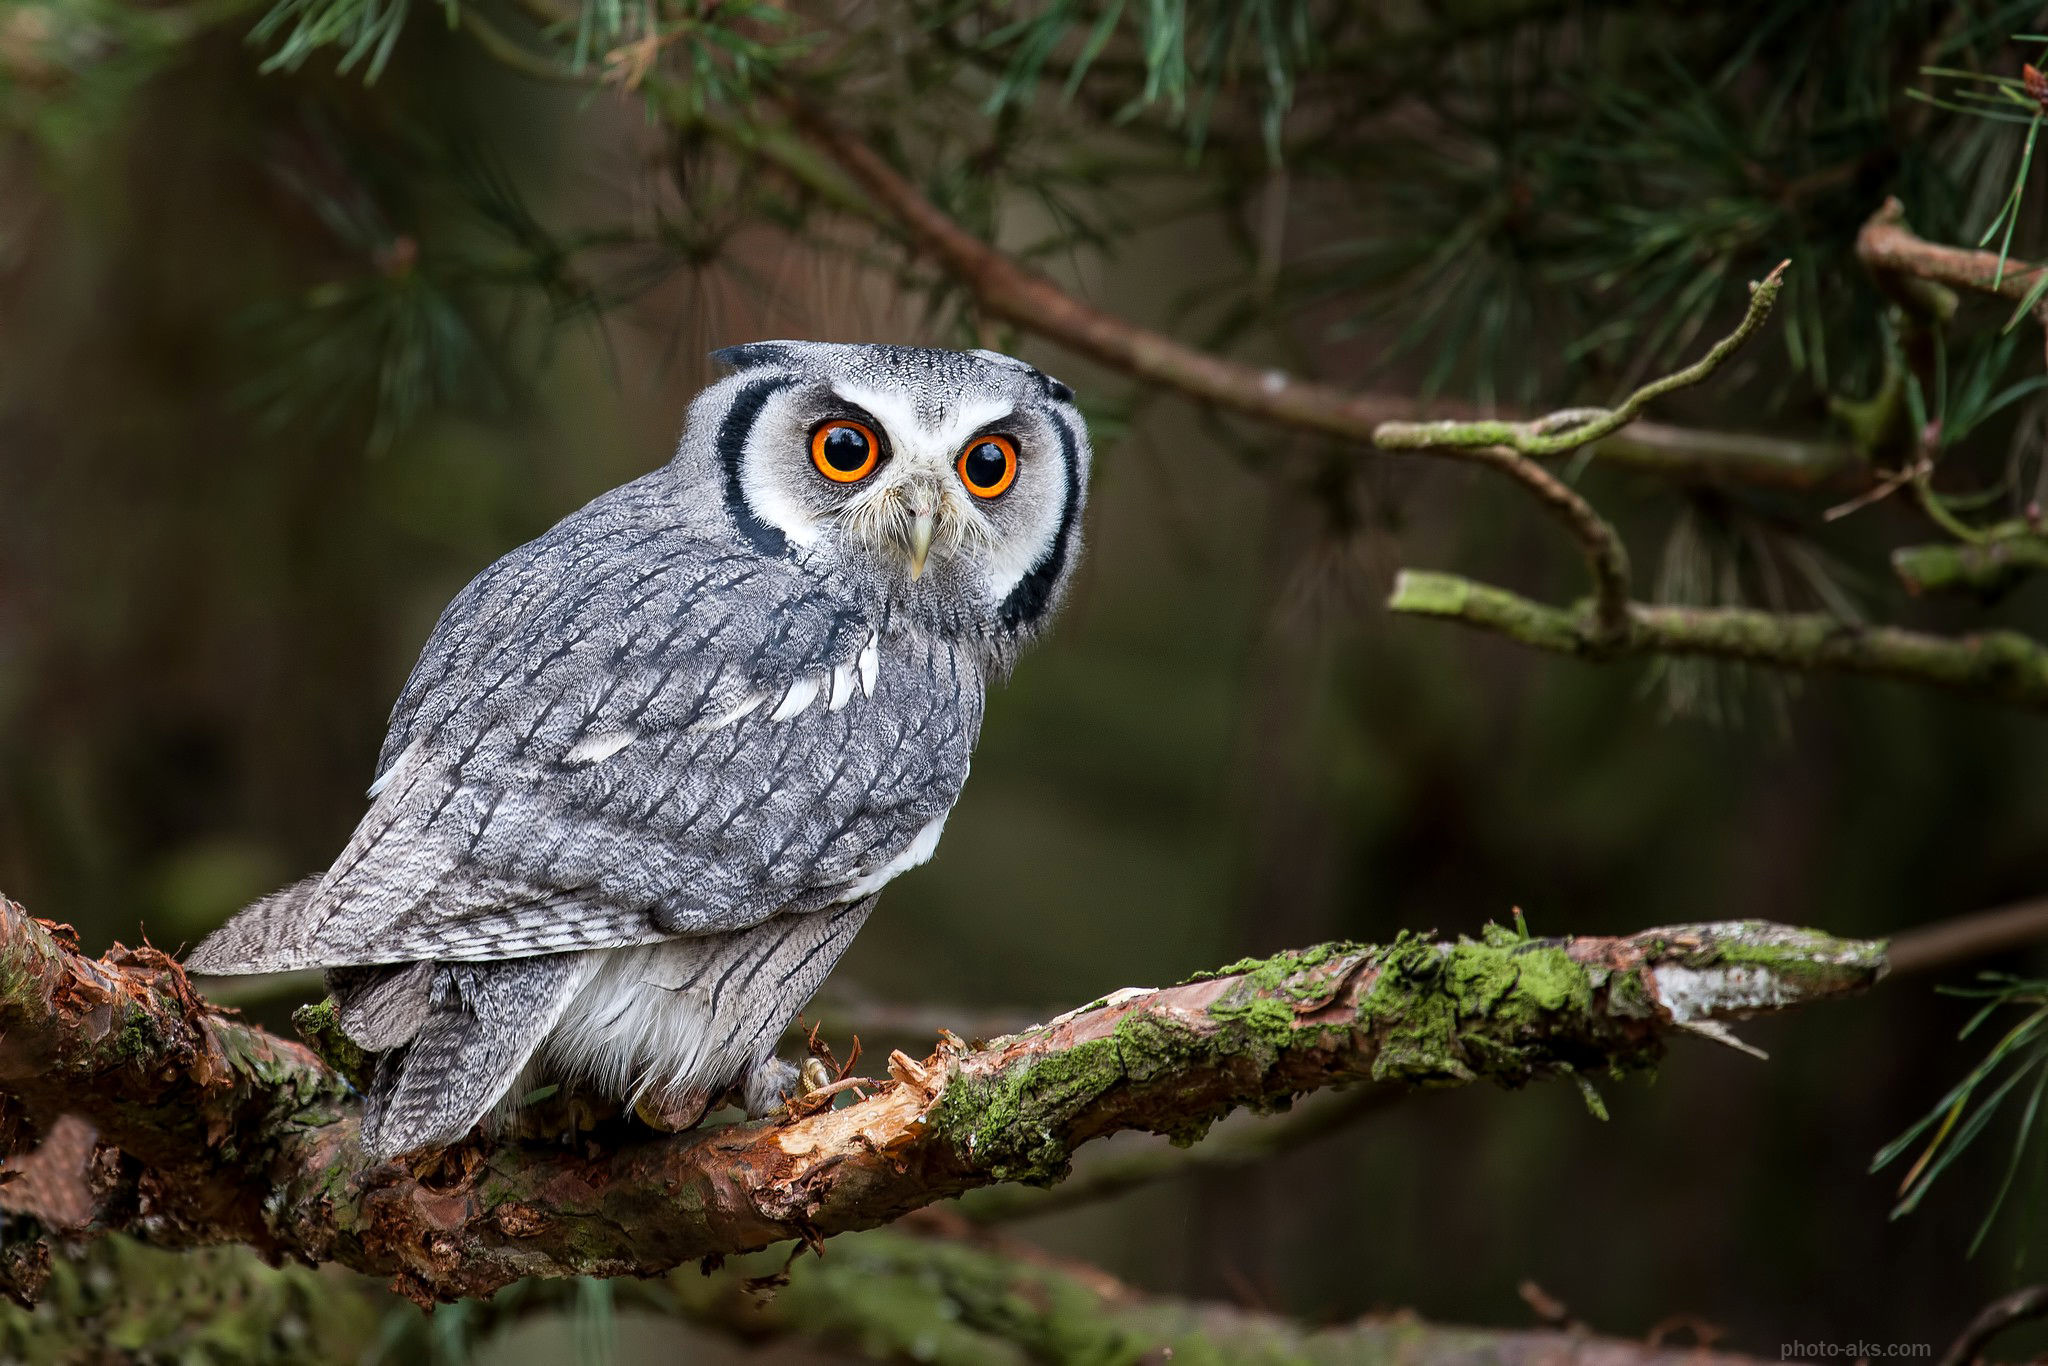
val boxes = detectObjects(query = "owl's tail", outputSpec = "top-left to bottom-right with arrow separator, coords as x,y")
355,953 -> 591,1160
184,876 -> 324,975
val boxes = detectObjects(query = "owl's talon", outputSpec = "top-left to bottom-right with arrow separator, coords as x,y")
798,1057 -> 833,1096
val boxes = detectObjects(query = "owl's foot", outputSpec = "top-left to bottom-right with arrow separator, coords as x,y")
737,1054 -> 836,1119
741,1057 -> 798,1118
634,1085 -> 713,1133
501,1084 -> 623,1147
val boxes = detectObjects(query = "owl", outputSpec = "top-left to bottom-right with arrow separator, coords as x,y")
186,342 -> 1090,1159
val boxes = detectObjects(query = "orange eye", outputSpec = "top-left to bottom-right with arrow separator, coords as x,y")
956,435 -> 1018,498
810,420 -> 880,483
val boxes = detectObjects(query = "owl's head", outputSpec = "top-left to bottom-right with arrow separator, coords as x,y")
676,342 -> 1091,657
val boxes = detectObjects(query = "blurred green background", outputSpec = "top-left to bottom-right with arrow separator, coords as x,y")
6,6 -> 2048,1358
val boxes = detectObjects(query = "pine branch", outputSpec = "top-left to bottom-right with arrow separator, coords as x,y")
0,895 -> 1880,1304
1893,531 -> 2048,599
1858,197 -> 2048,325
783,108 -> 1863,489
1387,570 -> 2048,713
1888,899 -> 2048,978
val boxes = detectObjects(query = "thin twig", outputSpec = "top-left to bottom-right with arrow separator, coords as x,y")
1938,1284 -> 2048,1366
1890,899 -> 2048,978
1859,197 -> 2048,321
1369,269 -> 1789,641
1372,263 -> 1792,459
1455,446 -> 1635,642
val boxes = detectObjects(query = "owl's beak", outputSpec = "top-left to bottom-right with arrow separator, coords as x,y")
905,508 -> 935,579
899,485 -> 938,579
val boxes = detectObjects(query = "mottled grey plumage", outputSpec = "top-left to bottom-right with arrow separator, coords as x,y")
188,343 -> 1090,1158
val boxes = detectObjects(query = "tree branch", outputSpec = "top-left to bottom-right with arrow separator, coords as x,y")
1938,1284 -> 2048,1366
1,1223 -> 1784,1366
1387,570 -> 2048,712
1893,529 -> 2048,599
783,108 -> 1863,489
663,1225 -> 1780,1366
1366,268 -> 1790,643
958,1083 -> 1397,1225
1858,196 -> 2048,324
1888,898 -> 2048,978
0,895 -> 1880,1303
1374,264 -> 1792,460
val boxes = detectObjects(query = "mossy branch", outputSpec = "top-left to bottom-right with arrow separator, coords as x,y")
1893,528 -> 2048,599
0,895 -> 1880,1303
1388,570 -> 2048,712
1365,265 -> 1788,642
1373,263 -> 1791,459
1,1225 -> 1799,1366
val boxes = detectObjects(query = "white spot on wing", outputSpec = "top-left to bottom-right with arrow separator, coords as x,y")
842,810 -> 949,898
366,737 -> 422,799
564,729 -> 636,765
693,689 -> 769,733
828,663 -> 858,711
770,674 -> 823,721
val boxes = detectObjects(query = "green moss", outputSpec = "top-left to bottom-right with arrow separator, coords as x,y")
1357,934 -> 1644,1090
1691,925 -> 1887,993
1177,940 -> 1363,990
292,998 -> 373,1091
0,1235 -> 377,1364
929,1010 -> 1213,1184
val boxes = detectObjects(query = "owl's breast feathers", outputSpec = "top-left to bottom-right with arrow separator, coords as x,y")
188,486 -> 984,977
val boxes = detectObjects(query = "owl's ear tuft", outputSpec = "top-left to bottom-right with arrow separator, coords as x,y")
711,342 -> 799,373
1035,371 -> 1075,405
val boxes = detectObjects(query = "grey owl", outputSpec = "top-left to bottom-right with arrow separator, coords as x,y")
186,342 -> 1090,1159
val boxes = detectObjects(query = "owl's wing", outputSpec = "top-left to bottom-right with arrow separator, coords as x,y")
188,506 -> 980,975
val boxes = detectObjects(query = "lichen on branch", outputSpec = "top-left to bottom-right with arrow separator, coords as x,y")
1388,570 -> 2048,712
0,895 -> 1881,1303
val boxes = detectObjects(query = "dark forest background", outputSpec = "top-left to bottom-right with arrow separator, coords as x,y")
7,1 -> 2048,1357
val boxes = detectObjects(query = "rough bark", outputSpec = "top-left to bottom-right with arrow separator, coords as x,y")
0,895 -> 1882,1304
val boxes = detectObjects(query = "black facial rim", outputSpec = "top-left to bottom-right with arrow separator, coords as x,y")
998,409 -> 1082,632
718,374 -> 798,558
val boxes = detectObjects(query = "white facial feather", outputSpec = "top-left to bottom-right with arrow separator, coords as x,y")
973,490 -> 1063,607
830,383 -> 1015,464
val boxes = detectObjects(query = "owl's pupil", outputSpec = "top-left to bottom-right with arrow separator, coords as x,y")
964,442 -> 1007,487
821,426 -> 871,472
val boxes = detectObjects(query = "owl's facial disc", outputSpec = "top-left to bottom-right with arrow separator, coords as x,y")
769,380 -> 1025,586
707,343 -> 1089,639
